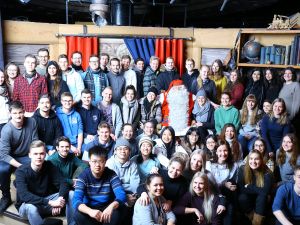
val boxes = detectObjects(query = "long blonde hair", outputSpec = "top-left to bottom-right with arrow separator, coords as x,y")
240,94 -> 260,125
269,98 -> 288,125
190,172 -> 214,223
244,150 -> 269,187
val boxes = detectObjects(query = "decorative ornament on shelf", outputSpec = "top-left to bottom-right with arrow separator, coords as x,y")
267,14 -> 291,30
242,39 -> 261,64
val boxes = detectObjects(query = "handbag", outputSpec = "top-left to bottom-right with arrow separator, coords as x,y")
224,29 -> 241,70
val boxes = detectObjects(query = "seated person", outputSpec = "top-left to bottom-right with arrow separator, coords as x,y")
120,123 -> 139,157
76,89 -> 102,145
56,92 -> 83,156
47,136 -> 88,187
82,122 -> 116,161
73,146 -> 127,225
106,138 -> 140,207
33,94 -> 63,154
273,165 -> 300,225
136,120 -> 159,144
133,174 -> 176,225
15,140 -> 72,225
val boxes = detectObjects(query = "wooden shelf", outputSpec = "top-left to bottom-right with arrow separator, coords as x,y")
241,29 -> 300,34
237,63 -> 300,69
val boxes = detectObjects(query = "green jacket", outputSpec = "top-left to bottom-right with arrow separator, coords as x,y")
214,105 -> 240,134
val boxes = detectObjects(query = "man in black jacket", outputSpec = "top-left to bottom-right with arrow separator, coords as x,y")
156,57 -> 179,93
15,140 -> 72,225
33,94 -> 63,155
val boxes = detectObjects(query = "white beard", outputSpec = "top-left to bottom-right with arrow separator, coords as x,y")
167,87 -> 189,133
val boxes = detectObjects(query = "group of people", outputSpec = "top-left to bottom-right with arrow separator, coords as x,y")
0,48 -> 299,225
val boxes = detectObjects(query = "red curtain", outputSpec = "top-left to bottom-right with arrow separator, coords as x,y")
155,39 -> 185,76
66,36 -> 99,70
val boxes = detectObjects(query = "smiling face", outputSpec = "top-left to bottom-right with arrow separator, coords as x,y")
48,65 -> 58,77
273,101 -> 284,117
252,70 -> 261,82
263,101 -> 272,114
81,92 -> 92,107
221,93 -> 231,107
188,131 -> 199,145
193,177 -> 205,196
265,69 -> 273,81
282,136 -> 293,152
38,51 -> 49,66
247,100 -> 256,110
98,127 -> 110,143
0,71 -> 5,85
89,56 -> 100,71
122,125 -> 133,140
185,61 -> 194,73
71,53 -> 82,66
61,95 -> 73,111
6,64 -> 19,79
115,146 -> 130,162
136,61 -> 144,71
140,142 -> 152,158
197,95 -> 206,106
125,89 -> 135,102
283,69 -> 293,82
168,161 -> 183,179
216,144 -> 229,163
56,140 -> 70,158
38,97 -> 51,113
110,60 -> 120,74
253,140 -> 265,155
121,58 -> 131,70
100,55 -> 109,68
147,91 -> 156,102
147,176 -> 164,197
190,153 -> 203,172
206,137 -> 216,151
162,129 -> 172,144
144,122 -> 154,136
212,62 -> 220,73
230,71 -> 238,83
225,126 -> 235,140
200,66 -> 209,80
150,59 -> 159,71
102,88 -> 113,103
248,152 -> 262,170
58,58 -> 68,72
165,58 -> 175,71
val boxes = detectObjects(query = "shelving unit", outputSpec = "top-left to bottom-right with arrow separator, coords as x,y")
237,29 -> 300,70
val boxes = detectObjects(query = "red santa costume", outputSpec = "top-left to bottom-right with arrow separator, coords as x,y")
160,79 -> 194,135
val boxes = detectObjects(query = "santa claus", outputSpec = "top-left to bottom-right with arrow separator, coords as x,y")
160,79 -> 194,135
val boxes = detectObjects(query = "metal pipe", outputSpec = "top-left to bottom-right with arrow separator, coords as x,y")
55,33 -> 193,40
65,0 -> 69,24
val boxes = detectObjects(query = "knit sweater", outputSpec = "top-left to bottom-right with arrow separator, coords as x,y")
73,167 -> 126,210
279,82 -> 300,120
47,151 -> 88,186
276,150 -> 300,182
214,105 -> 240,134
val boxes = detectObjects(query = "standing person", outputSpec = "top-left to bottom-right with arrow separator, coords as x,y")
214,92 -> 240,135
237,150 -> 274,225
82,55 -> 109,106
211,59 -> 227,102
272,165 -> 300,225
33,95 -> 63,153
36,48 -> 50,76
238,94 -> 262,156
4,62 -> 20,96
191,65 -> 218,106
279,67 -> 300,121
0,69 -> 10,133
71,51 -> 84,75
133,174 -> 176,225
97,87 -> 123,139
133,57 -> 145,99
0,101 -> 38,213
219,123 -> 243,163
46,60 -> 69,109
276,133 -> 300,183
72,146 -> 127,225
99,53 -> 110,72
58,54 -> 84,103
13,54 -> 48,117
263,68 -> 282,102
139,86 -> 162,128
143,56 -> 160,96
191,89 -> 215,141
76,89 -> 102,145
56,92 -> 83,156
173,172 -> 221,225
261,98 -> 291,154
244,68 -> 265,109
107,58 -> 126,104
15,140 -> 71,225
182,58 -> 199,93
224,69 -> 244,109
120,85 -> 140,132
156,57 -> 180,93
121,55 -> 137,90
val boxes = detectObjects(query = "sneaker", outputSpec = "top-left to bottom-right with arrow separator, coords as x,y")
0,197 -> 12,214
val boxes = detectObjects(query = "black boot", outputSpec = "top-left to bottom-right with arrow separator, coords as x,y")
0,196 -> 12,214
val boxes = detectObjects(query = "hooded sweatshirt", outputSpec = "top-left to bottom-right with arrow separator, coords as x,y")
214,105 -> 240,134
56,106 -> 83,145
33,109 -> 63,147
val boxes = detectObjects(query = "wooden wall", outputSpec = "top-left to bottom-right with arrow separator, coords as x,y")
3,20 -> 240,68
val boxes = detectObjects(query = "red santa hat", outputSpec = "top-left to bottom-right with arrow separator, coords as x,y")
165,79 -> 184,94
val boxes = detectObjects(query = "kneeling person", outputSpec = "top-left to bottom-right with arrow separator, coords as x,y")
15,140 -> 70,225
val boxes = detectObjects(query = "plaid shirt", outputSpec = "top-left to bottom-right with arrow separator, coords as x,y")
13,73 -> 48,112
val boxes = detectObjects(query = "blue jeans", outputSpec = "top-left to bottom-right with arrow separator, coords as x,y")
238,134 -> 257,158
0,156 -> 31,198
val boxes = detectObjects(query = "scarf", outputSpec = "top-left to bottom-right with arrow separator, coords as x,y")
25,70 -> 36,78
143,97 -> 154,115
192,101 -> 210,123
84,67 -> 107,101
163,140 -> 175,159
71,63 -> 84,72
121,96 -> 139,124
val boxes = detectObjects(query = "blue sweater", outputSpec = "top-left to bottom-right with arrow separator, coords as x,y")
272,182 -> 300,220
261,115 -> 291,153
56,107 -> 83,145
73,167 -> 126,210
76,103 -> 102,137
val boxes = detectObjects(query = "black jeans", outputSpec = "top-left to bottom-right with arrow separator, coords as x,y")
238,193 -> 268,216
